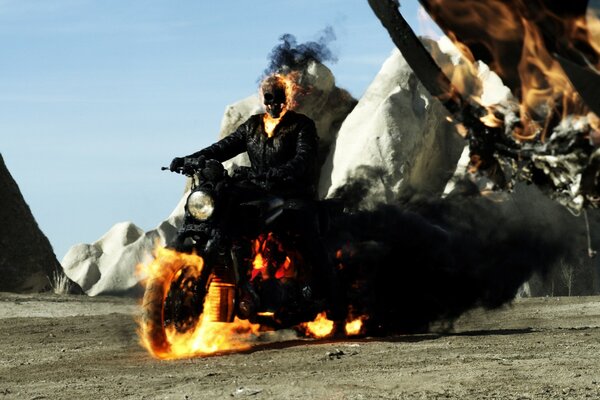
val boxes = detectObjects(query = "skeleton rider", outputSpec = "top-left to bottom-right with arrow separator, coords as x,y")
169,74 -> 343,322
170,75 -> 319,199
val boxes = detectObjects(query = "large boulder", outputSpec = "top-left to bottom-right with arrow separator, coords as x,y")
62,196 -> 185,296
322,39 -> 468,201
0,154 -> 75,293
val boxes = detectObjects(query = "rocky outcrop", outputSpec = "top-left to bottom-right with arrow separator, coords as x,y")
0,154 -> 77,293
322,40 -> 468,201
62,196 -> 186,296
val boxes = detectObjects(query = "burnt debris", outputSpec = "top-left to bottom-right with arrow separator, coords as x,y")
369,0 -> 600,212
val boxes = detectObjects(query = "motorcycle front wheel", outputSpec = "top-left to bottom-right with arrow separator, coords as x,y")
140,248 -> 207,359
140,247 -> 239,359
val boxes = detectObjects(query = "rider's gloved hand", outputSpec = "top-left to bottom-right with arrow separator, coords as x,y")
179,156 -> 207,175
184,155 -> 206,170
170,157 -> 185,172
266,167 -> 288,181
232,166 -> 252,180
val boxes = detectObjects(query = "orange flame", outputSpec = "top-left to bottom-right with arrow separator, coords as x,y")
137,246 -> 261,360
424,1 -> 600,140
275,256 -> 292,280
301,312 -> 335,338
250,233 -> 297,281
251,234 -> 269,281
515,17 -> 584,140
263,111 -> 287,138
345,316 -> 367,336
138,240 -> 339,358
160,314 -> 261,359
261,73 -> 302,137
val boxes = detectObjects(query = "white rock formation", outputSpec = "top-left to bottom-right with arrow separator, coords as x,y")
62,196 -> 186,296
322,39 -> 466,201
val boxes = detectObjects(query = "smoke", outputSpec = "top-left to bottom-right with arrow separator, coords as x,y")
263,26 -> 338,76
327,175 -> 575,334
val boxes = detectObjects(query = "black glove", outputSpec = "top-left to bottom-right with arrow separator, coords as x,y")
266,167 -> 288,181
169,157 -> 185,172
232,166 -> 252,180
184,156 -> 206,171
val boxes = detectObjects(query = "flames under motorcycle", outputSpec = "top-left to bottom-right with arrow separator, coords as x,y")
142,158 -> 346,353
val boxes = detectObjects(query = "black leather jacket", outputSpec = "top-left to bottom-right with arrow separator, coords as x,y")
189,110 -> 319,198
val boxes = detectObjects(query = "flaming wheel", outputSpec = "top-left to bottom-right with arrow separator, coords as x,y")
163,266 -> 205,332
141,248 -> 207,358
141,247 -> 239,358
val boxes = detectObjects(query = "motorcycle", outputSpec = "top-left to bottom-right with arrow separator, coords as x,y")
141,158 -> 345,355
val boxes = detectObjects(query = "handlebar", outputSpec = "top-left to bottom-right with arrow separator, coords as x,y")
162,156 -> 207,176
162,159 -> 292,191
161,165 -> 196,177
164,157 -> 228,183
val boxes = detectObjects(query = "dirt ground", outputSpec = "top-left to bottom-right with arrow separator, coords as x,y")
1,293 -> 600,400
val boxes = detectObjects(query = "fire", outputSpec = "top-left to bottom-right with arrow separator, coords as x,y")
301,312 -> 335,338
160,314 -> 260,359
252,252 -> 266,271
276,256 -> 292,279
250,233 -> 296,281
137,246 -> 261,360
263,113 -> 285,138
422,0 -> 600,140
479,108 -> 504,128
261,72 -> 302,137
515,17 -> 581,140
138,239 -> 350,359
301,314 -> 366,338
345,316 -> 366,336
251,235 -> 268,281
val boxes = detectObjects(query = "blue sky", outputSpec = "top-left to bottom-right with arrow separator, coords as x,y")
1,0 -> 430,260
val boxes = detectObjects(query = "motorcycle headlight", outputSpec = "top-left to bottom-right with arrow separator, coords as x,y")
186,190 -> 215,221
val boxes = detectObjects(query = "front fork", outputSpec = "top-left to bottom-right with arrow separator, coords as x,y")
199,231 -> 240,323
203,264 -> 236,322
169,228 -> 238,323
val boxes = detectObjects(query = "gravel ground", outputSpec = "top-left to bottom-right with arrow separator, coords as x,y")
1,293 -> 599,399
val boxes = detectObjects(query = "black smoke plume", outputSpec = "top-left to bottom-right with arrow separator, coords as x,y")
263,26 -> 337,76
327,170 -> 574,334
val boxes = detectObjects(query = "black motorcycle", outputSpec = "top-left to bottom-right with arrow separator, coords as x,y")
141,158 -> 344,355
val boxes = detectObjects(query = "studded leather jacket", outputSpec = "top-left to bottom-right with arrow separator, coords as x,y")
188,110 -> 319,198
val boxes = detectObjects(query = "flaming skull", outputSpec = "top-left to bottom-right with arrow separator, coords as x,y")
260,73 -> 302,137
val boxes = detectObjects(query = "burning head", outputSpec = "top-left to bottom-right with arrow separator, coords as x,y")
261,75 -> 287,118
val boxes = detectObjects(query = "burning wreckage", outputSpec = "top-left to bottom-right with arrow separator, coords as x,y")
371,0 -> 600,212
137,1 -> 600,359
